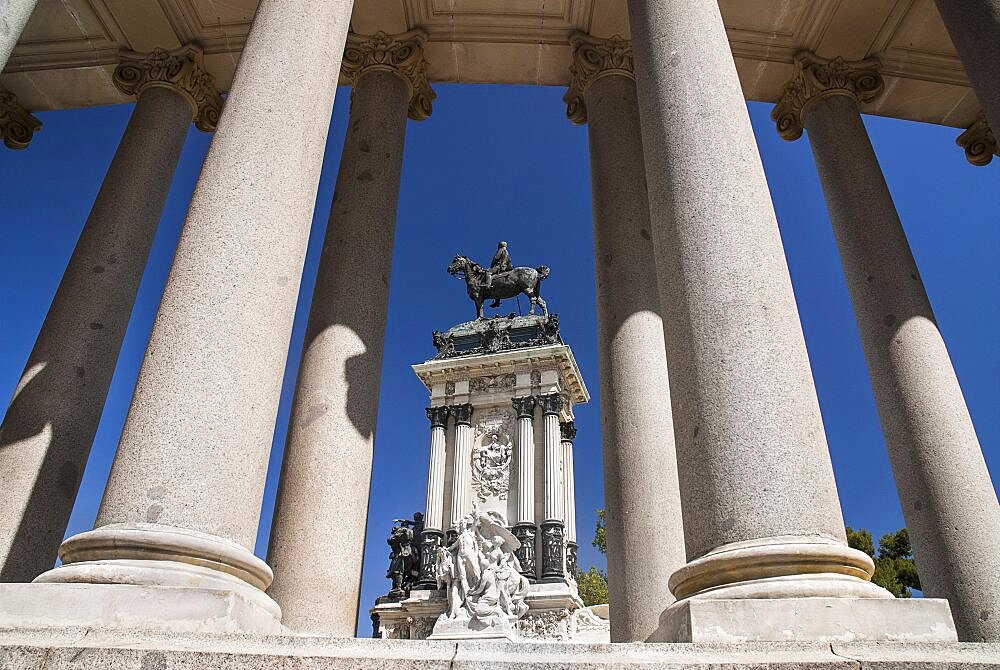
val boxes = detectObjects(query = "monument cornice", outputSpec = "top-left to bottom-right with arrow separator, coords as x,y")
0,87 -> 41,150
342,30 -> 435,122
956,112 -> 998,167
772,51 -> 884,141
113,45 -> 222,133
564,33 -> 634,125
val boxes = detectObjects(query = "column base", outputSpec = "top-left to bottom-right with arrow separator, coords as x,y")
649,597 -> 958,643
512,523 -> 538,583
9,522 -> 282,634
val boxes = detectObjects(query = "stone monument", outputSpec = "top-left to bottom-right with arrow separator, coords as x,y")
370,246 -> 609,642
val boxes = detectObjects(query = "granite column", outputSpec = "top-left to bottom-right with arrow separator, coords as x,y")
627,0 -> 893,639
0,46 -> 220,583
560,421 -> 578,576
31,0 -> 356,633
414,405 -> 449,589
932,0 -> 1000,134
0,0 -> 38,71
565,33 -> 686,642
538,393 -> 565,581
512,395 -> 537,580
449,403 -> 474,532
774,52 -> 1000,642
266,30 -> 433,636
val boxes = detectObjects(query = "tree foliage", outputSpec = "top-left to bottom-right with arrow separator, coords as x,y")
575,566 -> 609,607
593,508 -> 607,555
846,527 -> 921,598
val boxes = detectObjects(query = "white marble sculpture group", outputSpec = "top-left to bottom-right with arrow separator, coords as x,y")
433,506 -> 529,638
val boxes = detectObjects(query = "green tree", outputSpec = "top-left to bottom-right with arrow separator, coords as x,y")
846,526 -> 921,598
574,510 -> 610,606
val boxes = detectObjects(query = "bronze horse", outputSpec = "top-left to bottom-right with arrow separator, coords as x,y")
447,255 -> 550,320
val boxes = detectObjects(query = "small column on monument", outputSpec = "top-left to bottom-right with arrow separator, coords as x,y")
538,393 -> 566,581
0,0 -> 39,71
0,46 -> 221,583
932,0 -> 1000,134
449,403 -> 475,531
414,405 -> 450,590
26,0 -> 355,635
0,86 -> 41,149
266,28 -> 434,636
564,32 -> 686,642
773,51 -> 1000,643
512,395 -> 538,581
560,421 -> 579,577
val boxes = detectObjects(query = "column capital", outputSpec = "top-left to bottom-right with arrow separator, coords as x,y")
113,45 -> 223,133
564,33 -> 634,125
772,51 -> 883,141
559,420 -> 577,442
0,86 -> 41,150
956,112 -> 998,167
537,392 -> 565,416
342,30 -> 435,122
512,395 -> 536,419
450,403 -> 473,426
425,405 -> 450,428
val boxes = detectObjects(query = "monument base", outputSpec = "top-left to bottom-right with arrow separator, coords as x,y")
428,614 -> 520,641
649,597 -> 958,643
0,583 -> 283,634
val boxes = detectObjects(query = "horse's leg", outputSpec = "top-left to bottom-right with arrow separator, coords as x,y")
524,289 -> 537,315
536,295 -> 548,316
476,297 -> 484,320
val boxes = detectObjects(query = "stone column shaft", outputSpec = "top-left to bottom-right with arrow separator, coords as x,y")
512,395 -> 537,579
267,31 -> 432,636
538,393 -> 565,580
542,409 -> 564,524
565,33 -> 687,641
424,407 -> 450,532
35,0 -> 356,633
560,422 -> 578,579
784,68 -> 1000,641
627,0 -> 880,610
450,404 -> 474,528
933,0 -> 1000,134
0,0 -> 38,71
0,47 -> 219,583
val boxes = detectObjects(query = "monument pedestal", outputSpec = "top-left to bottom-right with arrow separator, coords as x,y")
428,614 -> 521,641
651,597 -> 958,643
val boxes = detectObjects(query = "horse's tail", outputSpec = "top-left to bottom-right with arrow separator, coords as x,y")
536,266 -> 551,281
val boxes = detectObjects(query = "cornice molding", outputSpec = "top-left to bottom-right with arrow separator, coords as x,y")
772,51 -> 883,141
956,112 -> 998,167
0,88 -> 42,150
342,30 -> 435,122
113,45 -> 222,132
563,33 -> 634,125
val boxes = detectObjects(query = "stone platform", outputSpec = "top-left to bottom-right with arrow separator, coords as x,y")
1,627 -> 998,669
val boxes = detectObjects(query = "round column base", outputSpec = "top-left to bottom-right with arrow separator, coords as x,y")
668,535 -> 890,602
34,522 -> 281,626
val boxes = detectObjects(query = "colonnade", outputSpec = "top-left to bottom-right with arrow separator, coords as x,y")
0,0 -> 997,645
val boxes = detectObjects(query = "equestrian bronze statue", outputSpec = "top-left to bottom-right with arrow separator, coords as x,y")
447,245 -> 550,320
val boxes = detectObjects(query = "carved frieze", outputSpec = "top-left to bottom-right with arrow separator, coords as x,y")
564,33 -> 634,125
518,608 -> 572,641
470,373 -> 516,394
471,431 -> 513,502
956,112 -> 998,167
342,30 -> 435,121
113,45 -> 222,132
772,51 -> 883,141
0,88 -> 41,150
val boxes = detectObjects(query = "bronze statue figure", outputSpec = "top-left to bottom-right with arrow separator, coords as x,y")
386,512 -> 424,597
448,245 -> 550,320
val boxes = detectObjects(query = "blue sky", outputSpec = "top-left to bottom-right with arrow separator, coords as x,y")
0,84 -> 997,636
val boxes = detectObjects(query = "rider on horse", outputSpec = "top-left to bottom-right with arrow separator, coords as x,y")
486,241 -> 513,308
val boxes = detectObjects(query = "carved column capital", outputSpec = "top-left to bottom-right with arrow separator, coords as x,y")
425,405 -> 450,428
450,403 -> 473,426
956,112 -> 998,167
342,30 -> 435,122
772,51 -> 884,141
537,393 -> 565,416
512,396 -> 537,420
563,33 -> 634,125
559,420 -> 577,442
0,87 -> 41,150
113,45 -> 223,132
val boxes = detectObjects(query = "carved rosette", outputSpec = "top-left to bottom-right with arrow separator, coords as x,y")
113,45 -> 222,132
342,30 -> 435,122
512,395 -> 537,420
956,112 -> 998,167
537,392 -> 565,416
0,88 -> 42,150
425,405 -> 450,428
772,51 -> 883,141
563,33 -> 634,125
